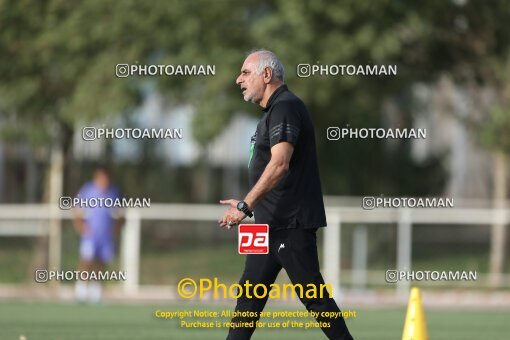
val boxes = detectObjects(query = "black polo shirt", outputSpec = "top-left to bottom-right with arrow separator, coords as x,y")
248,85 -> 327,230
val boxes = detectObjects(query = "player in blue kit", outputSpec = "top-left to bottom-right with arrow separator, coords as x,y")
72,166 -> 124,303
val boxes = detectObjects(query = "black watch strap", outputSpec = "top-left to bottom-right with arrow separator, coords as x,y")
237,201 -> 253,218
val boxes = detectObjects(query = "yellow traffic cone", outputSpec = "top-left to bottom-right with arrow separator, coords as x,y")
402,287 -> 429,340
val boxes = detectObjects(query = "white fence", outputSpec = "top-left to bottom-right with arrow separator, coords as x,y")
0,198 -> 508,296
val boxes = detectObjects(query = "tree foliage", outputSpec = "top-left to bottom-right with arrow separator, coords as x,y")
1,0 -> 509,196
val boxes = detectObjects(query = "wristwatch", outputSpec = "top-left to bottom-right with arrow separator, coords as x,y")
237,201 -> 253,218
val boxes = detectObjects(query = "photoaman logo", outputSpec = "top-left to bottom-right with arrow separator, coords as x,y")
238,224 -> 269,254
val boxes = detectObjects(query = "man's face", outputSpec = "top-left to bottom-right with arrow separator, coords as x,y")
94,170 -> 110,191
235,54 -> 265,104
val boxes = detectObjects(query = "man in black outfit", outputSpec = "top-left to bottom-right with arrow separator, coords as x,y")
218,49 -> 353,340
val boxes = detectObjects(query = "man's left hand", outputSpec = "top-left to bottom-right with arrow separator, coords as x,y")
218,199 -> 246,229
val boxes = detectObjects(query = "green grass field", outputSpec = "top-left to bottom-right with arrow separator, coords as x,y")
0,302 -> 509,339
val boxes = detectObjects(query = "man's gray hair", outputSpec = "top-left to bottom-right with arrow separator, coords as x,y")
247,49 -> 285,82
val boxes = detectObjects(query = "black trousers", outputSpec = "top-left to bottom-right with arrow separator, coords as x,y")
227,228 -> 353,340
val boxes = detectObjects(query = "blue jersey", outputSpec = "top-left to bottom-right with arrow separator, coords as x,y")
77,181 -> 122,241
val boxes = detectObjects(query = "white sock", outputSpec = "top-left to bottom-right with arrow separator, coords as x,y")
88,281 -> 102,303
75,281 -> 88,302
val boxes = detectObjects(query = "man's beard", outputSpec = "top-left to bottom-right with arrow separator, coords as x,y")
245,92 -> 261,104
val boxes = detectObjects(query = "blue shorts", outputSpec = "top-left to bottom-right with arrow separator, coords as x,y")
80,238 -> 114,263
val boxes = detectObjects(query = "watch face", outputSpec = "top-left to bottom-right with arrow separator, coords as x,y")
237,201 -> 244,210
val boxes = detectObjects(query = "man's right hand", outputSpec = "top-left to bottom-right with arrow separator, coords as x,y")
74,221 -> 89,236
81,223 -> 90,236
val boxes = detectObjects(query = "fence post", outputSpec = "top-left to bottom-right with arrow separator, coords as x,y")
352,225 -> 368,290
397,209 -> 412,296
48,139 -> 64,279
122,208 -> 141,294
324,212 -> 341,299
489,152 -> 508,288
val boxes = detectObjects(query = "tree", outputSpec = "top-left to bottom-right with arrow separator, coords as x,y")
0,0 -> 161,270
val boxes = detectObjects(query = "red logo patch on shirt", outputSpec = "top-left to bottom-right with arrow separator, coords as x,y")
238,224 -> 269,254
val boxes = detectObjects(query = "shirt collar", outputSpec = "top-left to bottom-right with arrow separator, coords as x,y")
262,84 -> 288,112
